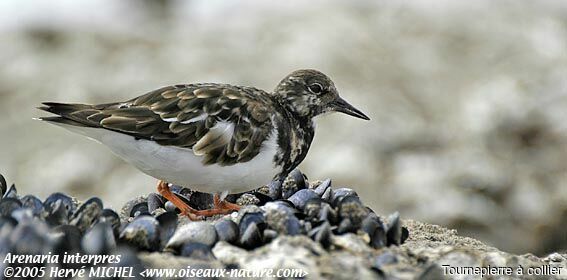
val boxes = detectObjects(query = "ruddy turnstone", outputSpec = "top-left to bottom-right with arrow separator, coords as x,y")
38,69 -> 369,220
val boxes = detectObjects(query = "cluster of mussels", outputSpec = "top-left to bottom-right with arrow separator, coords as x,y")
0,170 -> 408,267
0,174 -> 147,274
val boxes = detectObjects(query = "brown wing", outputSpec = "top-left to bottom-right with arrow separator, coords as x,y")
39,84 -> 275,166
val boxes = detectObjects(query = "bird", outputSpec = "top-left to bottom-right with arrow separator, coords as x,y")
37,69 -> 369,220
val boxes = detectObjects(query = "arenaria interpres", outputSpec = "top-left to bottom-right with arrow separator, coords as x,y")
38,69 -> 369,220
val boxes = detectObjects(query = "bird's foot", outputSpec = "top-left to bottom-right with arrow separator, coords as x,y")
156,181 -> 240,220
156,180 -> 202,220
192,194 -> 241,216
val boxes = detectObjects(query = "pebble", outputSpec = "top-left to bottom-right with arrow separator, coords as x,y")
82,221 -> 116,254
70,197 -> 103,233
214,219 -> 239,244
147,193 -> 165,213
288,189 -> 319,210
282,169 -> 307,199
166,221 -> 218,248
180,242 -> 216,260
314,178 -> 332,196
120,215 -> 161,251
20,195 -> 45,216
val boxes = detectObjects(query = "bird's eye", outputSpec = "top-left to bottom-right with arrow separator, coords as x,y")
308,83 -> 324,94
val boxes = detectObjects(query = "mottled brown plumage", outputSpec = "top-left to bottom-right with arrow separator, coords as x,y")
40,83 -> 275,166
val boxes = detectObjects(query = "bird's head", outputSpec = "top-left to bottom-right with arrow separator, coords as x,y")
273,69 -> 370,121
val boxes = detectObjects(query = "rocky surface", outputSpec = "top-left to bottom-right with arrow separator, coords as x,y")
1,172 -> 566,279
141,220 -> 567,279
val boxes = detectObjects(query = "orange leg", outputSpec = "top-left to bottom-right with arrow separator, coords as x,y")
213,194 -> 241,212
156,181 -> 241,219
190,193 -> 241,216
157,180 -> 201,220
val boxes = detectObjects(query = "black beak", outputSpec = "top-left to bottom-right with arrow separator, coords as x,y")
331,98 -> 370,120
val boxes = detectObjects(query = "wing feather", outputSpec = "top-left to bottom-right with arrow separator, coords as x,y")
39,84 -> 275,166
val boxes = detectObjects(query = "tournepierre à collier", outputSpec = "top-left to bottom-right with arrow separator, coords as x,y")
38,69 -> 369,220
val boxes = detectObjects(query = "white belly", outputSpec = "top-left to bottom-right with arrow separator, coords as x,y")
57,124 -> 282,194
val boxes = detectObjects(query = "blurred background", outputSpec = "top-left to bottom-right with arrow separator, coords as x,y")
1,0 -> 566,255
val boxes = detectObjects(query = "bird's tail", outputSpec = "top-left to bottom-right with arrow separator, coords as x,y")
36,102 -> 99,127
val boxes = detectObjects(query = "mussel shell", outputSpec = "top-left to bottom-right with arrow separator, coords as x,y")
337,218 -> 357,234
82,221 -> 116,254
239,222 -> 263,250
263,201 -> 297,216
239,212 -> 267,235
283,215 -> 301,236
20,195 -> 45,217
337,195 -> 368,228
179,242 -> 215,260
3,184 -> 18,199
401,227 -> 409,244
331,188 -> 358,207
147,193 -> 165,213
166,221 -> 217,249
321,187 -> 332,202
264,203 -> 301,236
45,200 -> 69,226
308,221 -> 332,248
156,211 -> 178,249
385,212 -> 402,246
44,192 -> 75,217
119,215 -> 161,251
0,197 -> 22,217
214,219 -> 239,244
70,197 -> 103,233
269,200 -> 297,213
282,169 -> 307,199
100,208 -> 121,236
121,196 -> 148,219
303,198 -> 322,221
288,189 -> 319,211
362,215 -> 386,249
266,180 -> 282,200
0,174 -> 7,197
130,202 -> 149,217
252,191 -> 273,205
318,203 -> 338,225
314,179 -> 331,196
